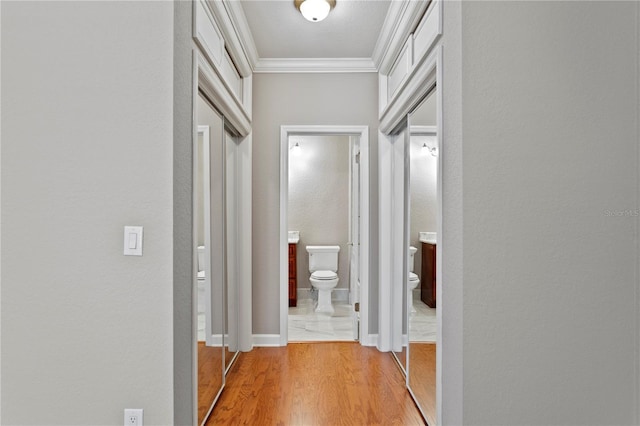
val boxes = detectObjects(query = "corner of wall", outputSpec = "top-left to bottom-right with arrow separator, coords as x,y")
173,0 -> 195,424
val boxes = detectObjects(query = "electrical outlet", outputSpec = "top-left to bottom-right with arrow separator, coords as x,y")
124,409 -> 143,426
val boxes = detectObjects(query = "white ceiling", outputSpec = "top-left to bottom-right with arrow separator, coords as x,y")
239,0 -> 392,60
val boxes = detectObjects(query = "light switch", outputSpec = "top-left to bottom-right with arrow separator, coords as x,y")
128,233 -> 138,249
124,226 -> 143,256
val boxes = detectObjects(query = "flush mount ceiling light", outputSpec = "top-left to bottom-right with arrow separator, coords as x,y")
294,0 -> 336,22
422,142 -> 438,157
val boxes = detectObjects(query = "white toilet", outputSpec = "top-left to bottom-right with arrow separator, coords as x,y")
409,246 -> 420,313
197,246 -> 206,314
306,245 -> 340,314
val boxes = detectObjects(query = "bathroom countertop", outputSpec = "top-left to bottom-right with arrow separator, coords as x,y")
419,232 -> 437,245
288,231 -> 300,244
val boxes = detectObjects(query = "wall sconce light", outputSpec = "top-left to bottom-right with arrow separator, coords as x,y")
294,0 -> 336,22
422,142 -> 438,157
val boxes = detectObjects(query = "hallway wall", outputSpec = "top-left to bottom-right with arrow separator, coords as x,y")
441,1 -> 640,424
1,2 -> 177,424
252,73 -> 379,336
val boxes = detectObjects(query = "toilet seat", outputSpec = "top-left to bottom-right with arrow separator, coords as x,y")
198,270 -> 206,280
409,272 -> 419,282
311,270 -> 338,280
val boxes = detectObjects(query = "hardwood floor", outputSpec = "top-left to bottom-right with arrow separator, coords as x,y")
198,342 -> 224,425
206,342 -> 425,425
408,343 -> 436,426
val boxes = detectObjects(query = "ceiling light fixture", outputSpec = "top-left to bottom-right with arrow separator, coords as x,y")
422,142 -> 438,157
294,0 -> 336,22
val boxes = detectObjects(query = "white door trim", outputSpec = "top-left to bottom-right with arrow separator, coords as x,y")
196,126 -> 214,347
279,125 -> 370,346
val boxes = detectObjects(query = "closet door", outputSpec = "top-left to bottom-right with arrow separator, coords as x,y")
407,89 -> 438,426
196,93 -> 225,426
224,129 -> 239,372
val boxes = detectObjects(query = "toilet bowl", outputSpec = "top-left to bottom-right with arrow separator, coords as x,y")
307,245 -> 340,314
409,246 -> 420,313
197,246 -> 206,314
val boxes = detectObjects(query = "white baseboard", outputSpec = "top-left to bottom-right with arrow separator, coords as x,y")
333,288 -> 349,302
360,333 -> 378,347
413,288 -> 421,299
253,332 -> 378,348
252,334 -> 282,347
297,288 -> 312,300
205,334 -> 224,346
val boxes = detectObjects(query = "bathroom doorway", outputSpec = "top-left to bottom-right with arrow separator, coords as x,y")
279,126 -> 370,345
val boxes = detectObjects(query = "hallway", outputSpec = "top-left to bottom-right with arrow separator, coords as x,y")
206,342 -> 425,425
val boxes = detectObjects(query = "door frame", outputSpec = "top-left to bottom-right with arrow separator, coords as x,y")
279,125 -> 371,346
196,125 -> 214,347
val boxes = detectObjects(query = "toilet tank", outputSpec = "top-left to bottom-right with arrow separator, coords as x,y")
409,246 -> 417,272
306,245 -> 340,272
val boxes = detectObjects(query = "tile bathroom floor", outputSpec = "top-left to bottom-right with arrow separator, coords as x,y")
410,299 -> 437,342
288,297 -> 437,342
288,298 -> 356,342
202,296 -> 436,343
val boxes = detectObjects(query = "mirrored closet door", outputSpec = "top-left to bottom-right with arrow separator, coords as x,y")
392,120 -> 410,375
406,88 -> 438,426
195,93 -> 225,425
224,129 -> 240,372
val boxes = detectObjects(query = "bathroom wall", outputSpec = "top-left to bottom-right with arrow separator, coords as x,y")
409,134 -> 437,280
409,91 -> 437,281
252,72 -> 379,336
1,2 -> 178,424
289,135 -> 350,295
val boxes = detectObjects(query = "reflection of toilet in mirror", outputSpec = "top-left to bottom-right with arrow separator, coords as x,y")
306,245 -> 340,314
409,246 -> 420,313
197,245 -> 206,314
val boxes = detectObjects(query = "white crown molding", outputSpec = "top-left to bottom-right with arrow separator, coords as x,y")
373,0 -> 430,75
253,57 -> 377,73
223,0 -> 260,71
213,0 -> 426,74
371,1 -> 409,69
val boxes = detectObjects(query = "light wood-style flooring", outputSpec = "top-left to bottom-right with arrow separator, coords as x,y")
409,343 -> 436,426
205,342 -> 426,425
198,342 -> 224,424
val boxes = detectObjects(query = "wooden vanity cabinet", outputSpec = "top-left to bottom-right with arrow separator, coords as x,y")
288,243 -> 297,307
421,242 -> 436,308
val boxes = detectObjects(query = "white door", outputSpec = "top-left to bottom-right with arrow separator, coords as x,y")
349,136 -> 361,340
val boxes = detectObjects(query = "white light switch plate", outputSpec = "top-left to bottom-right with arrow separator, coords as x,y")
124,226 -> 143,256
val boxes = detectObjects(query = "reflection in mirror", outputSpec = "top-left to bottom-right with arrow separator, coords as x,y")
407,87 -> 438,425
224,130 -> 239,371
392,122 -> 410,374
196,94 -> 224,425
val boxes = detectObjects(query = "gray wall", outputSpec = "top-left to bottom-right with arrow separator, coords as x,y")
289,135 -> 350,292
252,73 -> 379,335
441,1 -> 640,424
1,2 -> 177,424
